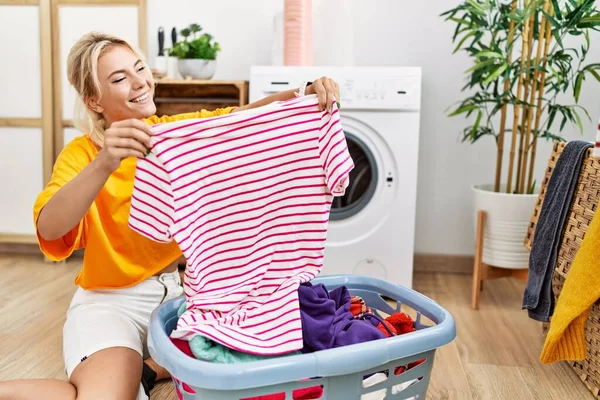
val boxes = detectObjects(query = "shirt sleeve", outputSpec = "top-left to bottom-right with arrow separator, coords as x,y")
128,152 -> 175,243
33,141 -> 89,261
145,107 -> 236,125
318,102 -> 355,196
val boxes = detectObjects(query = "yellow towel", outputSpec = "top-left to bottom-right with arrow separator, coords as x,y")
539,208 -> 600,363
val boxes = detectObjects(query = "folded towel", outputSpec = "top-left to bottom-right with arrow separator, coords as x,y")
522,140 -> 592,322
540,205 -> 600,363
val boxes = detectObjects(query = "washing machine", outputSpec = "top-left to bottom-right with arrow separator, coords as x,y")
249,66 -> 422,288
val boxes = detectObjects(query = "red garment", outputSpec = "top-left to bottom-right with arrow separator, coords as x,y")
371,312 -> 416,338
349,297 -> 417,338
170,338 -> 323,400
349,295 -> 372,318
171,338 -> 194,358
394,359 -> 425,376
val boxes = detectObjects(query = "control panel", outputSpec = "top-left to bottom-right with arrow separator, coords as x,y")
249,66 -> 422,111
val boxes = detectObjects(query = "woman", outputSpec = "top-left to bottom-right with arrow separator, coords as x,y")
0,32 -> 341,400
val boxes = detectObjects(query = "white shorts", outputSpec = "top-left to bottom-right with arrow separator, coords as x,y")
62,269 -> 183,398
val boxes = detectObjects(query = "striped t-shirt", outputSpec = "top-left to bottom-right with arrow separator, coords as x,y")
128,94 -> 354,355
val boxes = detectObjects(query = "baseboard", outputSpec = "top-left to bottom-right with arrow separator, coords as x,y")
0,243 -> 83,259
0,242 -> 41,255
0,245 -> 473,274
413,253 -> 473,274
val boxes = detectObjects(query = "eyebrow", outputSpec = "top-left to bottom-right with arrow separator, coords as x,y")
108,59 -> 142,79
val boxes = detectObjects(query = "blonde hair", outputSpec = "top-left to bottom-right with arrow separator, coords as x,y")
67,31 -> 148,146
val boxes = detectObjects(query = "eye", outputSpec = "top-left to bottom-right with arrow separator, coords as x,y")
113,77 -> 125,83
137,66 -> 146,72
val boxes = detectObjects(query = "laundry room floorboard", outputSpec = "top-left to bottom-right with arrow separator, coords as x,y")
0,254 -> 592,399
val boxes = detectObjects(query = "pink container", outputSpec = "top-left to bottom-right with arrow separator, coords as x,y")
284,0 -> 312,66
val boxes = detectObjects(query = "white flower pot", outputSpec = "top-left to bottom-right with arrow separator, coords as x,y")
472,183 -> 538,269
177,59 -> 216,80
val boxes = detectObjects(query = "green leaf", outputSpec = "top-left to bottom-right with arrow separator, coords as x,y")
547,108 -> 557,130
574,109 -> 584,134
574,72 -> 584,102
476,50 -> 504,59
484,63 -> 508,85
552,0 -> 562,20
543,11 -> 561,29
528,179 -> 536,195
471,110 -> 483,140
453,30 -> 476,53
587,68 -> 600,82
467,0 -> 487,16
449,104 -> 479,117
449,16 -> 472,25
560,115 -> 568,131
465,58 -> 497,73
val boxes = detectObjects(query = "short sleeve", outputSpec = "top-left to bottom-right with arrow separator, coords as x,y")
145,107 -> 236,125
33,139 -> 89,261
318,103 -> 355,196
128,153 -> 175,243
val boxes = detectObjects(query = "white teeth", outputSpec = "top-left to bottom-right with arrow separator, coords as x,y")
131,93 -> 148,103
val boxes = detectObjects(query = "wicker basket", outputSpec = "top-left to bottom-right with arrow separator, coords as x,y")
524,141 -> 600,398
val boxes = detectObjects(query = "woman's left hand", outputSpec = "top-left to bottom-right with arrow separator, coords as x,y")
306,77 -> 341,112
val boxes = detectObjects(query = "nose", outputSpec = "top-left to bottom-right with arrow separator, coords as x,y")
132,73 -> 146,90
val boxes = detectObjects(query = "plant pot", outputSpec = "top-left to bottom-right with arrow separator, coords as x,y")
472,183 -> 538,269
177,59 -> 216,80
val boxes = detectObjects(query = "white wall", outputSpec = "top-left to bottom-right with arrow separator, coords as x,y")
148,0 -> 600,256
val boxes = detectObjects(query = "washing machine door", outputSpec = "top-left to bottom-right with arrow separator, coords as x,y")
327,114 -> 397,245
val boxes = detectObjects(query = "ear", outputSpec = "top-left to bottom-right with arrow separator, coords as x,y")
85,97 -> 104,114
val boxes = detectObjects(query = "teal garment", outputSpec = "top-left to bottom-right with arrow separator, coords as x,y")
176,302 -> 299,363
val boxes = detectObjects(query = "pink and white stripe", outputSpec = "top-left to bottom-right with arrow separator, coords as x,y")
128,94 -> 353,355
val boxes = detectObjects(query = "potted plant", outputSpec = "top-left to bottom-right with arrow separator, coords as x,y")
441,0 -> 600,269
168,23 -> 221,80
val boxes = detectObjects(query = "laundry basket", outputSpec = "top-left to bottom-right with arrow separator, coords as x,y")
147,274 -> 456,400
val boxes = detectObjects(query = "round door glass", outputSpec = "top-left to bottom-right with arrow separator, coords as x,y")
330,131 -> 378,220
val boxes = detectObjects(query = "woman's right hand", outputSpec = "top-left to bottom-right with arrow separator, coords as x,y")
98,118 -> 154,172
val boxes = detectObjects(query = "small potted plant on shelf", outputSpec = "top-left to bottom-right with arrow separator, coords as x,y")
168,23 -> 221,80
441,0 -> 600,269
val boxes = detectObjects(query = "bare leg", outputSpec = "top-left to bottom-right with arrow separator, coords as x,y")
0,346 -> 143,400
70,347 -> 142,400
0,379 -> 76,400
144,357 -> 170,381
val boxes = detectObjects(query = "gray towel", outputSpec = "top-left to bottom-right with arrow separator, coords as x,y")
522,140 -> 592,322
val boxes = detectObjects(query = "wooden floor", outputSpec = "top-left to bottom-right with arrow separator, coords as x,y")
0,254 -> 593,399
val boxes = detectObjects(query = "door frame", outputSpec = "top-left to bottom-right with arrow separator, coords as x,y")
0,0 -> 53,244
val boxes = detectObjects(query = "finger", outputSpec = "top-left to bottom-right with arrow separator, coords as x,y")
334,82 -> 341,108
128,118 -> 154,137
323,79 -> 336,112
127,119 -> 154,147
116,147 -> 146,160
113,119 -> 153,143
314,80 -> 327,111
115,127 -> 152,149
116,137 -> 149,155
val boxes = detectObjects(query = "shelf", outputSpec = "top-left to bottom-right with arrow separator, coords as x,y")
153,79 -> 248,117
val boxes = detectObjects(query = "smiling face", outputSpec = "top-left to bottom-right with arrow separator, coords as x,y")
87,44 -> 156,126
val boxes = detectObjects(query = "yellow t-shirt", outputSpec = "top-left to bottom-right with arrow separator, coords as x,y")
33,108 -> 235,290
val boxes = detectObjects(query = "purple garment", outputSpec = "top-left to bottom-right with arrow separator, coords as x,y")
299,282 -> 386,353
